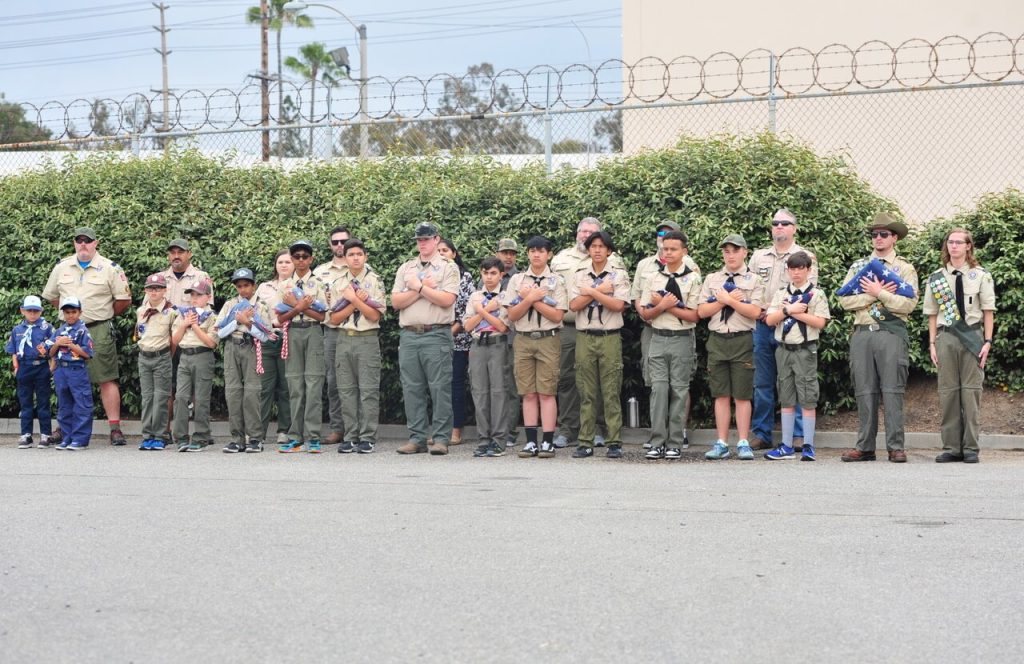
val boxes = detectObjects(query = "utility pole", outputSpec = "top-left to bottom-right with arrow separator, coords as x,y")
260,0 -> 271,161
152,2 -> 171,149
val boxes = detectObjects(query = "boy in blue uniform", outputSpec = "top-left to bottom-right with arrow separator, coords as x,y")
6,296 -> 56,448
46,296 -> 95,450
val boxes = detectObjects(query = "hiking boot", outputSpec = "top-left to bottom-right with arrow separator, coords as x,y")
888,449 -> 907,463
935,451 -> 964,463
750,435 -> 773,451
841,449 -> 876,462
397,441 -> 428,455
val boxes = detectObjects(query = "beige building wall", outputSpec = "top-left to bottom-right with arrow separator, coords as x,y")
621,0 -> 1024,223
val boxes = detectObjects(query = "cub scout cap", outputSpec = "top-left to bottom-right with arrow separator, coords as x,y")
144,273 -> 167,289
21,295 -> 43,311
867,212 -> 909,240
185,280 -> 213,296
230,268 -> 256,284
289,239 -> 314,255
73,227 -> 97,241
413,222 -> 439,240
167,238 -> 191,251
497,238 -> 518,252
59,296 -> 83,310
719,233 -> 748,249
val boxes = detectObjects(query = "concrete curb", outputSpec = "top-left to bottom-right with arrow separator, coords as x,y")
2,418 -> 1021,450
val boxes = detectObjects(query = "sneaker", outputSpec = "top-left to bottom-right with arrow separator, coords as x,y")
151,440 -> 166,451
736,442 -> 754,460
505,435 -> 518,448
245,439 -> 263,453
643,439 -> 654,450
485,442 -> 506,457
474,442 -> 492,457
682,434 -> 690,450
357,441 -> 375,454
594,435 -> 606,448
765,444 -> 796,460
110,429 -> 127,446
338,441 -> 356,454
178,440 -> 191,453
664,447 -> 682,460
308,440 -> 323,454
705,441 -> 731,460
223,442 -> 244,454
279,440 -> 304,453
553,434 -> 570,449
538,441 -> 556,458
645,446 -> 664,460
572,446 -> 594,458
276,432 -> 289,444
801,444 -> 816,461
51,428 -> 63,445
67,441 -> 89,450
187,441 -> 207,452
138,439 -> 152,451
606,444 -> 622,459
37,435 -> 56,449
518,441 -> 538,458
56,440 -> 70,450
18,434 -> 33,449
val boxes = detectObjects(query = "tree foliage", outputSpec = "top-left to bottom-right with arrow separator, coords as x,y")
0,93 -> 54,149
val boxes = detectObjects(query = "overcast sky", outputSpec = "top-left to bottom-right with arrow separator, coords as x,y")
1,0 -> 621,106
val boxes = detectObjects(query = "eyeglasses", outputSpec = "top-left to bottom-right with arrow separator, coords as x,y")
74,237 -> 94,244
946,239 -> 969,245
869,230 -> 893,239
330,238 -> 349,246
291,253 -> 312,260
771,220 -> 794,227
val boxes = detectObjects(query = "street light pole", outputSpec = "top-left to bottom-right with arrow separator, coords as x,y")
283,1 -> 368,159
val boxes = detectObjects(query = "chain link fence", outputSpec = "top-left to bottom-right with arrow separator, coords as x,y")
3,31 -> 1023,222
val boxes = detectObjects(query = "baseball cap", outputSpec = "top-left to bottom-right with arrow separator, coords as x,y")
656,220 -> 681,232
73,227 -> 97,241
497,238 -> 518,252
21,295 -> 43,311
144,273 -> 167,289
59,296 -> 83,310
230,268 -> 256,283
185,280 -> 213,296
719,234 -> 748,249
167,238 -> 191,251
289,239 -> 314,255
412,222 -> 439,240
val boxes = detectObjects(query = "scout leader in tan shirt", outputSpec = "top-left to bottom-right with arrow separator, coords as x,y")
748,208 -> 818,305
158,238 -> 213,308
391,230 -> 460,329
315,226 -> 351,326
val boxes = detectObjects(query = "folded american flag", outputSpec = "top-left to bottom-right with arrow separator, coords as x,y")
836,258 -> 916,297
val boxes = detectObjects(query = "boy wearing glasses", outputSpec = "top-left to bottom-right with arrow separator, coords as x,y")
278,240 -> 329,454
748,208 -> 818,452
923,228 -> 995,464
839,213 -> 919,463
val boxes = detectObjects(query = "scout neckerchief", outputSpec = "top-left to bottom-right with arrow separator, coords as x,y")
585,268 -> 611,325
719,273 -> 738,324
527,275 -> 545,324
658,262 -> 691,303
136,300 -> 172,342
781,284 -> 813,341
928,267 -> 984,362
18,320 -> 46,358
475,291 -> 501,335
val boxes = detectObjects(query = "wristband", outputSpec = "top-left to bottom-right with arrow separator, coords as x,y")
984,338 -> 993,344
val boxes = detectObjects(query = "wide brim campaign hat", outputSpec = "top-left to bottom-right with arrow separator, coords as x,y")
867,212 -> 909,240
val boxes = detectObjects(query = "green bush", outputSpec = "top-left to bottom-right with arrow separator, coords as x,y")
1,134 -> 958,425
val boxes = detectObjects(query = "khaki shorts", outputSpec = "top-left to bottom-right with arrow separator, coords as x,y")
513,332 -> 560,396
86,320 -> 119,384
775,343 -> 820,409
707,331 -> 754,400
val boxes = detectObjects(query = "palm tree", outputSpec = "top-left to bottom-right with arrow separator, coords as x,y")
246,1 -> 314,126
285,42 -> 344,154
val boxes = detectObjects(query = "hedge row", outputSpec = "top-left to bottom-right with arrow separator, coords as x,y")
1,134 -> 1019,425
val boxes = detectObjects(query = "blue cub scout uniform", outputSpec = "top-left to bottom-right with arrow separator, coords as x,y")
6,317 -> 56,438
47,320 -> 96,448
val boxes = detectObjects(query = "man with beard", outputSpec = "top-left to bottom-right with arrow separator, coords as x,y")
314,226 -> 351,445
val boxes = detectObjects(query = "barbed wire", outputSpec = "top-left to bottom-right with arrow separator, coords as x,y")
10,31 -> 1024,140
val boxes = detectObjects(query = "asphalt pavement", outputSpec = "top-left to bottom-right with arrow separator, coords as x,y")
2,437 -> 1022,663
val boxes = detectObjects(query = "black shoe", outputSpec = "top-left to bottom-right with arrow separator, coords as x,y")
572,446 -> 594,458
935,451 -> 964,463
485,442 -> 507,457
245,440 -> 264,453
606,444 -> 622,459
222,442 -> 244,454
338,441 -> 356,454
110,428 -> 127,446
664,447 -> 682,460
473,443 -> 491,457
645,446 -> 664,460
357,441 -> 375,454
963,450 -> 979,463
537,441 -> 556,458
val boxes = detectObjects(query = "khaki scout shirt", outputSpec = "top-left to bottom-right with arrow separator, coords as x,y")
392,254 -> 460,327
255,281 -> 284,327
569,260 -> 631,332
43,252 -> 132,324
502,267 -> 569,333
550,244 -> 626,325
749,242 -> 818,303
174,307 -> 218,349
314,260 -> 349,329
157,265 -> 213,308
279,272 -> 328,325
700,266 -> 764,333
216,295 -> 272,341
639,264 -> 702,331
630,253 -> 700,302
922,263 -> 996,327
464,289 -> 510,340
838,252 -> 919,326
331,267 -> 386,332
767,285 -> 831,344
135,302 -> 177,352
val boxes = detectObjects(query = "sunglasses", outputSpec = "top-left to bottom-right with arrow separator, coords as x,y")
74,237 -> 95,244
291,253 -> 312,260
330,238 -> 349,246
869,230 -> 893,239
771,221 -> 794,227
656,229 -> 670,237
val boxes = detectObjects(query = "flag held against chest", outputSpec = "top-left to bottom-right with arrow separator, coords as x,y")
836,258 -> 916,297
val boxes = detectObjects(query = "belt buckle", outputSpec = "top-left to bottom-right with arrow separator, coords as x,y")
529,331 -> 542,340
869,323 -> 880,332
